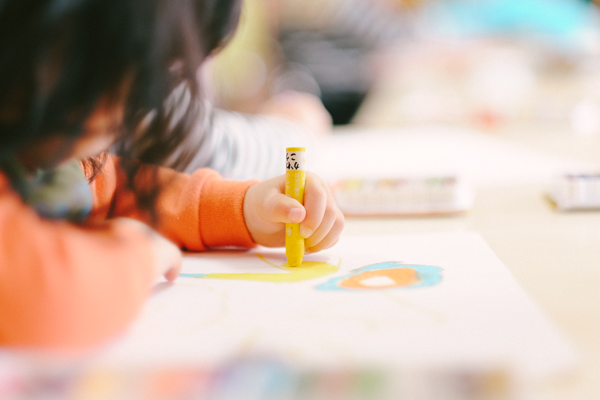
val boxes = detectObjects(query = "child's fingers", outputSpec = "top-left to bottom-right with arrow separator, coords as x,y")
300,173 -> 345,252
164,262 -> 182,282
265,192 -> 306,224
299,174 -> 329,238
152,231 -> 182,281
308,236 -> 342,255
304,204 -> 338,248
306,208 -> 345,253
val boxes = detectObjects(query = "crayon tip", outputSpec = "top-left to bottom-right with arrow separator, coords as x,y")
286,247 -> 304,267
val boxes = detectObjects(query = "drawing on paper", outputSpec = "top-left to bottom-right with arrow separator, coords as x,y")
315,262 -> 442,291
180,254 -> 340,283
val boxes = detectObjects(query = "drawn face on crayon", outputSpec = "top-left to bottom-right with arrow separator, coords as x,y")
287,152 -> 299,170
287,150 -> 306,171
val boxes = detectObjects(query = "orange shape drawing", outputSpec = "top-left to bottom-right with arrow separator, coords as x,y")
316,262 -> 443,291
340,268 -> 420,289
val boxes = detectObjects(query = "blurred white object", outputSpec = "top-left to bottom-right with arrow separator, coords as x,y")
467,47 -> 536,119
570,98 -> 600,137
331,176 -> 474,216
548,173 -> 600,210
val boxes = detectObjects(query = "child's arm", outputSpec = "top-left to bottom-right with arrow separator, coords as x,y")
0,175 -> 164,351
90,156 -> 343,253
88,156 -> 257,251
0,152 -> 249,352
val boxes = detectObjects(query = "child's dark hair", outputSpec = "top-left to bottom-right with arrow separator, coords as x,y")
0,0 -> 241,216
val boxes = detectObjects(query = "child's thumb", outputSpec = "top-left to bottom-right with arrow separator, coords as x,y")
266,193 -> 306,224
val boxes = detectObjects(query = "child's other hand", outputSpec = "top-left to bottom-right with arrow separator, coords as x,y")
114,218 -> 182,281
151,231 -> 182,281
243,173 -> 344,253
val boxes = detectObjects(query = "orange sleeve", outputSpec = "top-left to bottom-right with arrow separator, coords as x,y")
0,174 -> 155,352
0,157 -> 255,352
89,156 -> 257,250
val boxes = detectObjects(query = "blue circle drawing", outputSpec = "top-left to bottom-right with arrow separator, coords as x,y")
315,262 -> 443,291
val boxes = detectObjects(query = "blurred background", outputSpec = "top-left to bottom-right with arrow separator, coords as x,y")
207,0 -> 600,132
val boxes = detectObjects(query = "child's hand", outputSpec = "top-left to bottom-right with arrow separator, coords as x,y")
151,231 -> 182,281
243,173 -> 344,253
114,218 -> 182,281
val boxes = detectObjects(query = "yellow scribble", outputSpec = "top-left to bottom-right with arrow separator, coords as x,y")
194,254 -> 340,283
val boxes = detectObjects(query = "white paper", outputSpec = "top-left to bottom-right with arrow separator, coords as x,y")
97,232 -> 577,383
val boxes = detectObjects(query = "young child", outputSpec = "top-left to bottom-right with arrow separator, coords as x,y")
0,0 -> 344,352
120,0 -> 333,182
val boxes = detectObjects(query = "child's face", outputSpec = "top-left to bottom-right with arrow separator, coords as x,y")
18,97 -> 124,171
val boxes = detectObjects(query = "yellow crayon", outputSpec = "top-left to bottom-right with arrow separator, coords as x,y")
285,147 -> 306,267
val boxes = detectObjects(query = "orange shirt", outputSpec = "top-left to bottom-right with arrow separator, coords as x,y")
0,156 -> 256,352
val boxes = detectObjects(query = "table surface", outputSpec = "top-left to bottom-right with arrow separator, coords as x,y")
345,107 -> 600,397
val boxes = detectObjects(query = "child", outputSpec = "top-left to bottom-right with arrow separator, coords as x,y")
0,0 -> 344,352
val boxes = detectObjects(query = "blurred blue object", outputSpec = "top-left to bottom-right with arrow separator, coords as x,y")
423,0 -> 600,49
